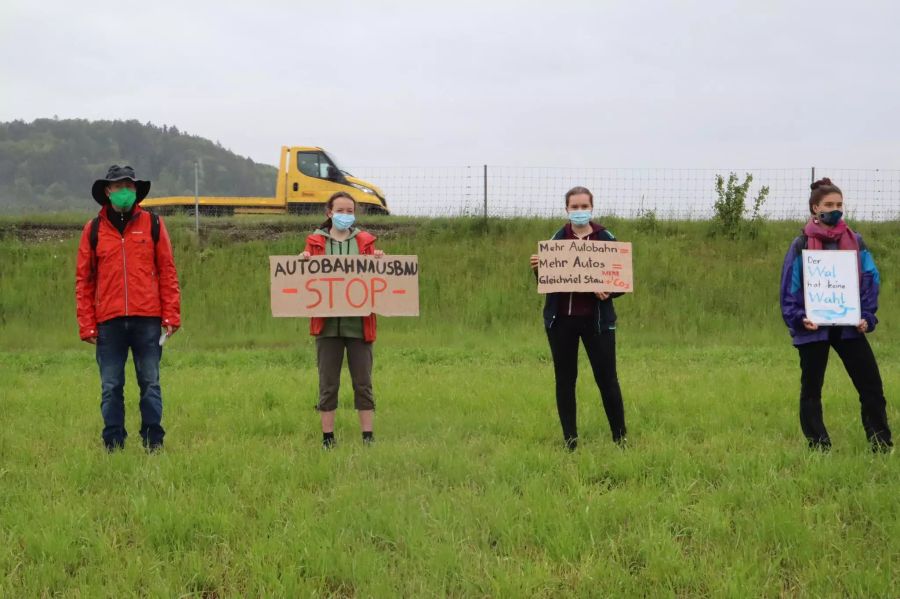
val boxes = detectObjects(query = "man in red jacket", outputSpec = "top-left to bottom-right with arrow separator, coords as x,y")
75,165 -> 181,452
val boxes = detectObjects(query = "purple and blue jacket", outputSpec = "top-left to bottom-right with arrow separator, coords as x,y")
779,233 -> 881,346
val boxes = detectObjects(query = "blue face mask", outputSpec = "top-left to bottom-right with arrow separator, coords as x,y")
568,210 -> 592,226
818,210 -> 843,226
332,213 -> 355,231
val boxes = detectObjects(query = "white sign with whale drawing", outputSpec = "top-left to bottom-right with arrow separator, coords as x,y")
802,250 -> 861,326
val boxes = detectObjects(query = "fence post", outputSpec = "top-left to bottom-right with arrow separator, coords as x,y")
483,164 -> 488,221
194,161 -> 200,236
811,166 -> 815,185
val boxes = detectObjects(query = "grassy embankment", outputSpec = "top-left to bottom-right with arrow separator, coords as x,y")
0,214 -> 897,596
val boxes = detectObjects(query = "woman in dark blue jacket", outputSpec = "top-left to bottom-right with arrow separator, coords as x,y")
530,186 -> 626,451
779,178 -> 892,452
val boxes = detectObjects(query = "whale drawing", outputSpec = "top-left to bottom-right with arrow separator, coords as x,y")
810,305 -> 853,321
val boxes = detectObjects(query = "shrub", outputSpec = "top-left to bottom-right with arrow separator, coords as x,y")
712,172 -> 769,239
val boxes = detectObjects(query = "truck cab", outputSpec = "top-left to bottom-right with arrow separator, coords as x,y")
280,146 -> 388,214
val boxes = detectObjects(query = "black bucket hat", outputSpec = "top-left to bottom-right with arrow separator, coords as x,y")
91,165 -> 151,205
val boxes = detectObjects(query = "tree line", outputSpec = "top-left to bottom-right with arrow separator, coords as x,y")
0,118 -> 277,212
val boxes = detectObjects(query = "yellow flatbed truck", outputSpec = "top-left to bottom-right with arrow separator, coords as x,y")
141,146 -> 388,215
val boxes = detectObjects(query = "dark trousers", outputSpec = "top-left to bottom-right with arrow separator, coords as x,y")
96,316 -> 165,448
797,330 -> 892,447
315,337 -> 375,412
546,316 -> 626,442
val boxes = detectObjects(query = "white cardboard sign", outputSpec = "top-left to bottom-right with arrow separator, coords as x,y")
802,250 -> 861,326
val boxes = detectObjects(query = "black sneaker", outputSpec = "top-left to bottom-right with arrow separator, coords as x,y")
564,437 -> 578,452
322,436 -> 336,450
871,436 -> 894,454
808,438 -> 832,452
362,432 -> 374,446
614,435 -> 628,449
104,439 -> 125,453
145,442 -> 164,454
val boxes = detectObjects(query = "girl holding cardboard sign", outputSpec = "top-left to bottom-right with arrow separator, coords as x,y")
301,192 -> 384,448
530,186 -> 627,451
779,178 -> 892,452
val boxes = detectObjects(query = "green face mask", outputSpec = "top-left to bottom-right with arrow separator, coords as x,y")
108,188 -> 136,210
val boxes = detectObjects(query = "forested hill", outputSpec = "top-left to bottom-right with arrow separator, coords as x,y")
0,119 -> 278,212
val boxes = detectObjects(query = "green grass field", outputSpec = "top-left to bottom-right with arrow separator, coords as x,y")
1,215 -> 898,597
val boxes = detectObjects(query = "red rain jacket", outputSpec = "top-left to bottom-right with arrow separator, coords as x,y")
304,230 -> 378,343
75,206 -> 181,340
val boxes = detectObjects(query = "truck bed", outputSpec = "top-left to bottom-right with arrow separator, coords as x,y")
142,195 -> 285,208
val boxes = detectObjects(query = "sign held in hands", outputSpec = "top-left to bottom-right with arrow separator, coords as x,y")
802,250 -> 860,326
270,255 -> 419,317
536,239 -> 633,294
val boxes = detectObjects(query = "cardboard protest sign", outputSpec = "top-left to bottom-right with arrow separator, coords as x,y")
270,255 -> 419,317
536,239 -> 633,294
802,250 -> 860,326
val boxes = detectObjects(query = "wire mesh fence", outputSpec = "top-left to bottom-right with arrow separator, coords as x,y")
352,166 -> 900,221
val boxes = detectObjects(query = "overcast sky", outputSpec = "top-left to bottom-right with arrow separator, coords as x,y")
2,0 -> 898,170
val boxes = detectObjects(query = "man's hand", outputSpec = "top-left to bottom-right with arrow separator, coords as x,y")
373,249 -> 385,259
594,292 -> 610,301
857,319 -> 869,333
530,254 -> 539,271
84,337 -> 97,345
802,318 -> 819,331
165,325 -> 179,337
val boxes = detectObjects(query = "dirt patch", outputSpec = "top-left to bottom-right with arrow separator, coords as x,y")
0,222 -> 84,243
196,220 -> 418,243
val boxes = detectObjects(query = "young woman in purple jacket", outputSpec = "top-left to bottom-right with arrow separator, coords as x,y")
779,178 -> 892,452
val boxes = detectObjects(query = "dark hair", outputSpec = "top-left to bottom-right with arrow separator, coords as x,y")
565,186 -> 593,207
320,191 -> 356,229
809,178 -> 842,214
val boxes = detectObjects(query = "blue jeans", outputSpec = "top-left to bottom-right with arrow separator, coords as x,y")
96,316 -> 165,448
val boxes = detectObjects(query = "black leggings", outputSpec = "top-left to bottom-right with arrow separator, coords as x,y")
797,331 -> 892,446
546,316 -> 626,442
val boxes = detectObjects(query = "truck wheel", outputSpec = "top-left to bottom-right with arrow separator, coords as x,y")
288,203 -> 321,215
362,204 -> 389,216
199,206 -> 233,217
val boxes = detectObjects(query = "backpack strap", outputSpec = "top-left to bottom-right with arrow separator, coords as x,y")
89,216 -> 100,251
89,216 -> 101,276
149,210 -> 160,245
146,210 -> 161,273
